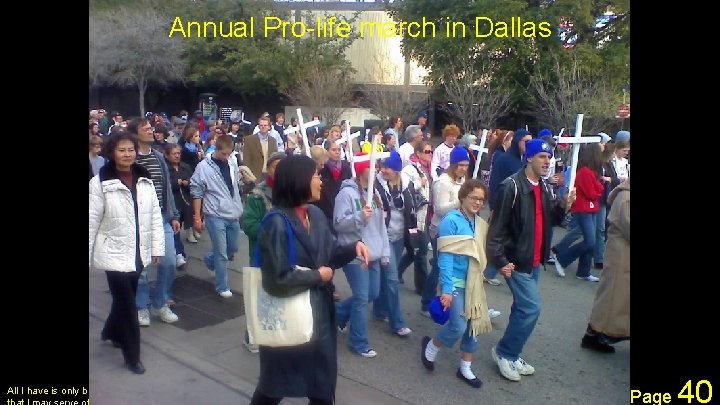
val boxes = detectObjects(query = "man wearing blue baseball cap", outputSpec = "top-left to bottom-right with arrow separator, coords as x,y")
486,139 -> 576,382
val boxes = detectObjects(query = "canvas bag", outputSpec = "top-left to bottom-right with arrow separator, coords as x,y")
243,212 -> 314,347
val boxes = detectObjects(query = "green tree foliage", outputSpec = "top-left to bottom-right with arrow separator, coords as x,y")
178,0 -> 359,104
389,0 -> 629,129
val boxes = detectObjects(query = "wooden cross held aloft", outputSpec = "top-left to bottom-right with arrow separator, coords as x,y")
355,133 -> 390,207
469,129 -> 489,180
335,121 -> 361,177
289,108 -> 321,158
556,114 -> 601,194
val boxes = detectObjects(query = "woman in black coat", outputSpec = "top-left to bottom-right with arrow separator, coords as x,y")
251,155 -> 369,405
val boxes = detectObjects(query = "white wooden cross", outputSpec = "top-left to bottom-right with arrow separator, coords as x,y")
240,112 -> 251,125
356,133 -> 390,207
335,121 -> 361,177
556,114 -> 601,194
470,129 -> 489,179
289,108 -> 321,157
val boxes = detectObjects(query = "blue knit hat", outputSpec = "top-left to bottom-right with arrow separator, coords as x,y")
616,130 -> 630,142
538,128 -> 553,138
525,139 -> 552,161
450,146 -> 470,164
382,150 -> 403,172
429,296 -> 449,325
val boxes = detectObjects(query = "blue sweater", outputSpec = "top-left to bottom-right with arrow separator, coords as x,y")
438,209 -> 475,295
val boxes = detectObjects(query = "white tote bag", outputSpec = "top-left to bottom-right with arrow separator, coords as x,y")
243,212 -> 314,347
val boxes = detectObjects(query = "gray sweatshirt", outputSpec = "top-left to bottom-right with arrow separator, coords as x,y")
190,157 -> 244,220
333,179 -> 391,264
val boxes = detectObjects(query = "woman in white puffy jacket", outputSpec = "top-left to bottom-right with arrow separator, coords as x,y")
89,132 -> 165,375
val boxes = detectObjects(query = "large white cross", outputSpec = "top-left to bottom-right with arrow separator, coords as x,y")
469,129 -> 489,179
335,121 -> 361,177
285,108 -> 320,157
356,133 -> 390,207
556,114 -> 601,193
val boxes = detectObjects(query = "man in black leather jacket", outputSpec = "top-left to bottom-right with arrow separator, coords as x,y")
486,139 -> 576,382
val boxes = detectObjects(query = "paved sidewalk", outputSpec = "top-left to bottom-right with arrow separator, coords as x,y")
89,213 -> 629,405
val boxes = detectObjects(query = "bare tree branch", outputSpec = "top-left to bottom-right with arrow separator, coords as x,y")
529,53 -> 617,134
360,54 -> 428,126
437,56 -> 512,132
90,6 -> 186,115
285,63 -> 354,126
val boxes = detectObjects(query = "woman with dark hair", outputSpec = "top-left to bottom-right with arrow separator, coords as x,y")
89,132 -> 165,374
554,143 -> 605,281
250,155 -> 370,405
151,123 -> 170,153
164,143 -> 195,268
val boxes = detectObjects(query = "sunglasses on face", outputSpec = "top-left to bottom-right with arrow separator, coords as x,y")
423,150 -> 433,154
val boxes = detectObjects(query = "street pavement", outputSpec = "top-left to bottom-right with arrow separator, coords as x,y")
89,207 -> 630,405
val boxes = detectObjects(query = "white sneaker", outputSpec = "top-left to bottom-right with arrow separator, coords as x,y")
554,261 -> 566,277
395,327 -> 412,336
577,275 -> 600,282
219,290 -> 233,298
186,229 -> 198,243
547,252 -> 557,264
360,349 -> 377,358
491,346 -> 521,381
488,309 -> 502,319
484,277 -> 502,286
513,357 -> 535,375
420,310 -> 431,318
138,309 -> 150,327
176,254 -> 187,268
151,305 -> 179,323
193,229 -> 202,240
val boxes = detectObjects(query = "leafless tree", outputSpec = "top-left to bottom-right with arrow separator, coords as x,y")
529,54 -> 617,134
437,56 -> 512,132
285,63 -> 354,126
89,6 -> 185,115
360,55 -> 428,126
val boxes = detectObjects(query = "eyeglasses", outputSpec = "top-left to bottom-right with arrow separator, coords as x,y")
466,196 -> 485,203
423,150 -> 433,154
141,126 -> 153,132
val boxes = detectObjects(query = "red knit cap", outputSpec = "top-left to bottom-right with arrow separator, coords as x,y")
354,152 -> 370,176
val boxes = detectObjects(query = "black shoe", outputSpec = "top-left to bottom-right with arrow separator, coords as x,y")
581,334 -> 615,353
126,361 -> 146,374
594,263 -> 604,270
456,368 -> 482,388
421,336 -> 434,371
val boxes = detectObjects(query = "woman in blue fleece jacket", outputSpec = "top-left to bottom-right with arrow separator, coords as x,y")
420,179 -> 491,388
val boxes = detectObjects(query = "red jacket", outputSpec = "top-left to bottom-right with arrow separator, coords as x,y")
570,167 -> 604,213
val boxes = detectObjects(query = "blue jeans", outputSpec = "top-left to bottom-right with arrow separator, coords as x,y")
398,231 -> 429,293
373,239 -> 407,332
593,205 -> 607,264
174,232 -> 186,258
136,220 -> 177,310
203,215 -> 240,293
483,263 -> 499,280
555,212 -> 597,277
420,235 -> 439,311
555,207 -> 605,265
496,267 -> 541,361
336,260 -> 381,354
436,288 -> 478,354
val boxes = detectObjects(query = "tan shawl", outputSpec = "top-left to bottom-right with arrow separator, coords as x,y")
437,216 -> 492,336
